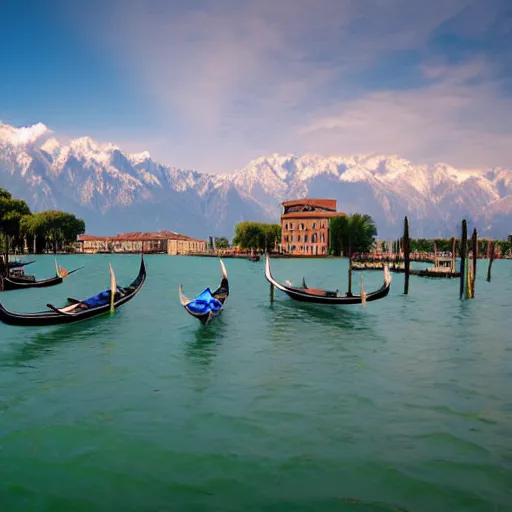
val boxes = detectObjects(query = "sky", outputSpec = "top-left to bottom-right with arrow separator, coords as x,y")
1,0 -> 511,173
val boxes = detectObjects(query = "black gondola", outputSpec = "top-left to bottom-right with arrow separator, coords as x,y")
179,259 -> 229,324
249,255 -> 260,262
0,256 -> 146,326
8,260 -> 35,269
265,255 -> 391,305
1,260 -> 83,291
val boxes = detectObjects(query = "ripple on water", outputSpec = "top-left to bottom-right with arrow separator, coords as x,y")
0,256 -> 511,511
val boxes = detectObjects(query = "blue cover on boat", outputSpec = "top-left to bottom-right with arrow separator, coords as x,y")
82,287 -> 121,308
187,288 -> 223,315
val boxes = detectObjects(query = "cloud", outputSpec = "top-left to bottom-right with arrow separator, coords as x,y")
300,58 -> 512,168
66,0 -> 511,171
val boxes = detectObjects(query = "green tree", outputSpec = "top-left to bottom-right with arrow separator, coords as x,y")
22,210 -> 86,253
233,222 -> 281,252
214,236 -> 230,249
0,188 -> 31,274
330,214 -> 377,256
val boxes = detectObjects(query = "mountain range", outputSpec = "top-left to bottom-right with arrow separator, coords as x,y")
1,121 -> 511,239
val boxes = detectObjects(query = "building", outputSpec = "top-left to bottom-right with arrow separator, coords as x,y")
280,199 -> 346,256
77,231 -> 207,255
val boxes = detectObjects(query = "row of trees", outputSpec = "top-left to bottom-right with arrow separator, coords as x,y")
232,222 -> 281,252
0,188 -> 85,273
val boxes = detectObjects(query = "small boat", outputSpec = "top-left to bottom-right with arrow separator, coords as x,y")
1,260 -> 83,291
248,248 -> 260,262
8,260 -> 35,269
265,255 -> 391,305
0,258 -> 35,271
179,259 -> 229,324
0,256 -> 146,326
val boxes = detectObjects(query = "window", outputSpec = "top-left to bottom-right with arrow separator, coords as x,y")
285,223 -> 288,230
304,235 -> 308,243
312,222 -> 317,229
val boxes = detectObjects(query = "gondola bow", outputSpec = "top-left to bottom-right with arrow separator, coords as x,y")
179,259 -> 229,324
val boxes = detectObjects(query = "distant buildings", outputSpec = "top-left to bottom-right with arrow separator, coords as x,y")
280,199 -> 346,256
77,231 -> 207,255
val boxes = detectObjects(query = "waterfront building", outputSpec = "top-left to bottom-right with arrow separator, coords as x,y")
280,199 -> 346,256
78,231 -> 207,255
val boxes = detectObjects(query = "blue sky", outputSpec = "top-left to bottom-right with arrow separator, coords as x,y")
1,0 -> 511,172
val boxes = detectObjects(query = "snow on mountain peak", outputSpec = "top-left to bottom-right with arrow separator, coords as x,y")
0,122 -> 49,146
40,137 -> 61,157
68,136 -> 120,166
128,151 -> 151,166
2,120 -> 512,238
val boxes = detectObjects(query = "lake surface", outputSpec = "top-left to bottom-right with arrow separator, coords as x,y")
1,255 -> 511,511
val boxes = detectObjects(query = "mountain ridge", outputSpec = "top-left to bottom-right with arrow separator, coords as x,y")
1,121 -> 510,239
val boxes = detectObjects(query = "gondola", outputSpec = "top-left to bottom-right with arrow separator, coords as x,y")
265,255 -> 391,305
0,259 -> 35,272
0,255 -> 146,326
249,255 -> 260,262
179,259 -> 229,324
8,260 -> 35,269
1,261 -> 83,291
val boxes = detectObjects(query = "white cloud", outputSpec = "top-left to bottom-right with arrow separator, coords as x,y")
300,59 -> 512,168
65,0 -> 511,171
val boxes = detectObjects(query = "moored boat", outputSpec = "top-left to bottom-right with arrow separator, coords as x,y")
0,255 -> 146,326
179,259 -> 229,324
1,260 -> 83,291
265,255 -> 391,305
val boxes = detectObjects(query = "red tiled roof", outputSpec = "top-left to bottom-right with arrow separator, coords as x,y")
282,198 -> 337,210
78,231 -> 205,243
281,211 -> 346,219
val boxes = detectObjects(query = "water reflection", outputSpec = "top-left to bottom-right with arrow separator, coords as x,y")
270,299 -> 372,333
1,316 -> 116,367
182,317 -> 227,366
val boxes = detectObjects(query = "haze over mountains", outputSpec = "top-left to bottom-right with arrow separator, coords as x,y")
1,121 -> 511,239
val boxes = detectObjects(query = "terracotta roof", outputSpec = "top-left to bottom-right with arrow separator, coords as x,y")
78,231 -> 205,243
282,198 -> 337,210
281,211 -> 346,219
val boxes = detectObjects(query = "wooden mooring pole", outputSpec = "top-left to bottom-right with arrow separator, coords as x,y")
471,228 -> 477,298
459,219 -> 467,300
347,243 -> 353,297
487,241 -> 495,282
451,237 -> 456,272
403,216 -> 410,295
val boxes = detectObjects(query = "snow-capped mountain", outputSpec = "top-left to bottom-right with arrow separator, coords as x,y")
1,121 -> 511,238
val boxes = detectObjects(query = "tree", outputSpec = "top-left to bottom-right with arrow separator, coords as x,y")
330,214 -> 377,256
0,189 -> 31,274
214,237 -> 230,249
21,210 -> 85,253
233,222 -> 281,252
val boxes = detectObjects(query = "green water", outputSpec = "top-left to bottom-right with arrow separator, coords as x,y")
0,255 -> 511,511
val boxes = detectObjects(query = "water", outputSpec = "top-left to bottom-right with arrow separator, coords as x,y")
0,255 -> 511,511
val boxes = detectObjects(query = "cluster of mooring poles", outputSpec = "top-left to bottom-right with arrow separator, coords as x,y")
401,216 -> 494,300
268,216 -> 496,303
